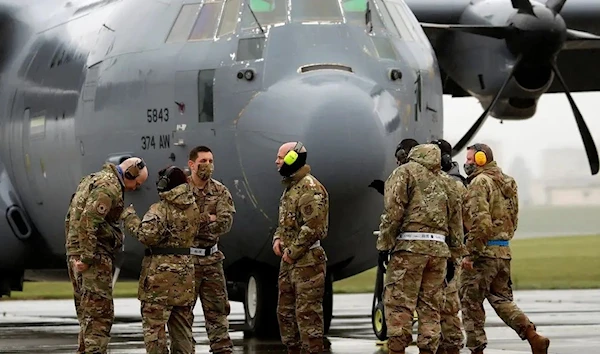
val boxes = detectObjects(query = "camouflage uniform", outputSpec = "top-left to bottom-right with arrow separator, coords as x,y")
65,163 -> 125,354
187,177 -> 235,353
273,165 -> 329,354
121,183 -> 199,354
438,168 -> 468,354
377,144 -> 466,354
460,161 -> 549,353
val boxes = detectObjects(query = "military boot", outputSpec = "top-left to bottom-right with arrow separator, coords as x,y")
525,327 -> 550,354
444,348 -> 461,354
418,350 -> 434,354
287,346 -> 302,354
435,348 -> 447,354
471,350 -> 484,354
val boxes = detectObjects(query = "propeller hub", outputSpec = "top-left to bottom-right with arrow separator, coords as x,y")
506,5 -> 567,60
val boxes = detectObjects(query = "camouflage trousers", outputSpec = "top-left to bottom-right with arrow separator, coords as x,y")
459,257 -> 535,351
439,276 -> 464,350
141,301 -> 194,354
67,254 -> 114,354
277,262 -> 326,353
383,251 -> 446,353
189,260 -> 232,354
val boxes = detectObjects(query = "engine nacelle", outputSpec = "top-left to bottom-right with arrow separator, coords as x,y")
434,0 -> 556,120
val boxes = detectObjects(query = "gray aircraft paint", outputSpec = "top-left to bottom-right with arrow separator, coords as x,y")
0,0 -> 439,300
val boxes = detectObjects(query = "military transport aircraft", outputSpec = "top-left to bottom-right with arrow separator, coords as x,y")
0,0 -> 598,340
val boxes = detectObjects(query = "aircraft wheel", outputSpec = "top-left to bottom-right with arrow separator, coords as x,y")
372,301 -> 387,341
323,272 -> 333,334
243,270 -> 279,338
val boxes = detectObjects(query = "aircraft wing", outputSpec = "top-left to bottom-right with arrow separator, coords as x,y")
406,0 -> 600,95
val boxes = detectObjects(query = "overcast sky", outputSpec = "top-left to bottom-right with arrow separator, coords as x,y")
442,92 -> 600,180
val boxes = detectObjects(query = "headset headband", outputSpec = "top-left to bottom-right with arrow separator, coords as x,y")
124,158 -> 146,180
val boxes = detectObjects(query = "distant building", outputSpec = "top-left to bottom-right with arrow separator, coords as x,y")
508,156 -> 532,207
529,148 -> 600,206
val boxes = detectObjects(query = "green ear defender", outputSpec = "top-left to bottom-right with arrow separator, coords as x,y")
284,142 -> 304,165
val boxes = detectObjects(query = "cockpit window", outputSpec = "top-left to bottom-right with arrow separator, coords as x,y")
394,0 -> 433,48
166,4 -> 202,43
381,0 -> 415,41
372,0 -> 400,37
217,0 -> 242,37
241,0 -> 287,30
290,0 -> 343,23
189,1 -> 224,41
342,0 -> 366,24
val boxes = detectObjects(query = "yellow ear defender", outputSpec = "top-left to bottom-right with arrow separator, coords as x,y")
472,144 -> 488,166
283,142 -> 304,165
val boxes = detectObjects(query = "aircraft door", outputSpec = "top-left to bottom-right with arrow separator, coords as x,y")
173,69 -> 218,150
19,100 -> 44,207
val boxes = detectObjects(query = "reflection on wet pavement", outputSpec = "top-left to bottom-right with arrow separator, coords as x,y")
1,290 -> 599,353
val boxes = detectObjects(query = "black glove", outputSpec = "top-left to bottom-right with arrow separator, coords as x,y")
369,179 -> 385,195
378,250 -> 389,267
445,259 -> 455,283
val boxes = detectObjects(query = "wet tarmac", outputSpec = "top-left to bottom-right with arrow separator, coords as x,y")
1,289 -> 598,353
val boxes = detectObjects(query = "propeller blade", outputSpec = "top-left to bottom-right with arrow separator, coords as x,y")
112,267 -> 121,288
562,28 -> 600,50
511,0 -> 535,15
419,23 -> 513,40
546,0 -> 567,14
549,61 -> 599,175
451,55 -> 523,157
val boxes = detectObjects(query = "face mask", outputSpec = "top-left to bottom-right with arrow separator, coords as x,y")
196,163 -> 214,181
464,163 -> 476,176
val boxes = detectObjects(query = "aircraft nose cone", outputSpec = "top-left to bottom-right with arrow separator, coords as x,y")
235,72 -> 387,198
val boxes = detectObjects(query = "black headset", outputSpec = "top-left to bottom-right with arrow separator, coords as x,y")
156,166 -> 175,192
395,143 -> 407,162
430,140 -> 453,171
124,159 -> 146,180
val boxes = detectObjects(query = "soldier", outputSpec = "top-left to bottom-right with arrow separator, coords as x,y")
369,138 -> 420,195
187,145 -> 235,353
65,157 -> 148,354
430,139 -> 468,354
121,166 -> 199,353
460,143 -> 550,354
272,141 -> 329,354
376,143 -> 465,354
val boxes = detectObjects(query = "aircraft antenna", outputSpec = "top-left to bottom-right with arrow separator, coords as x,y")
247,1 -> 266,35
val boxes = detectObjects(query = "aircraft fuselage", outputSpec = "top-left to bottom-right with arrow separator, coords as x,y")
0,0 -> 442,303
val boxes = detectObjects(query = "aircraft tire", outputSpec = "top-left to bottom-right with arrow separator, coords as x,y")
243,269 -> 279,339
372,301 -> 387,341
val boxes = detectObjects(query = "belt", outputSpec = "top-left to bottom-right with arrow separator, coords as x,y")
144,244 -> 219,257
396,232 -> 446,242
487,240 -> 509,247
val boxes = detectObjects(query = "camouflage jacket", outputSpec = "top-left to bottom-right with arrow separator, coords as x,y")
464,161 -> 518,260
441,172 -> 468,260
377,144 -> 464,260
188,177 -> 235,266
122,183 -> 200,306
65,163 -> 124,265
273,165 -> 329,268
